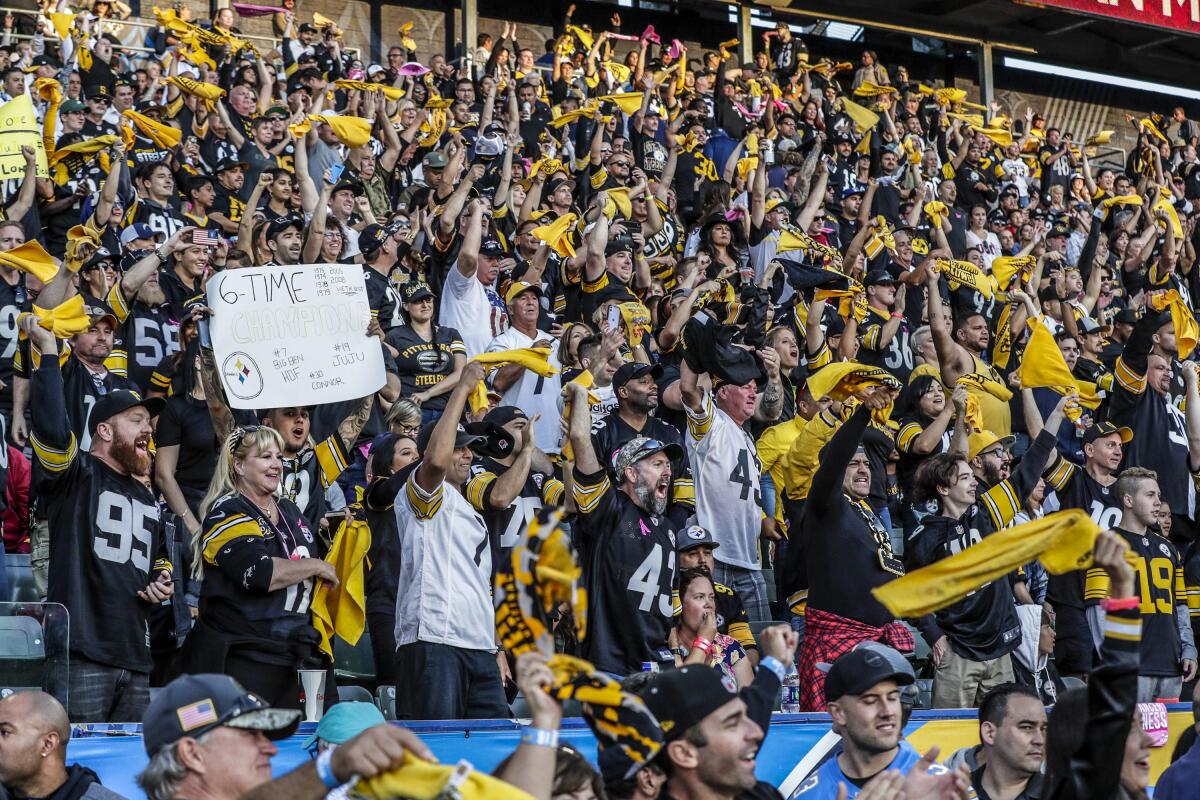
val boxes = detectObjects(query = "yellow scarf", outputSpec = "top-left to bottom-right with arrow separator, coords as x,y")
165,76 -> 226,111
122,110 -> 182,149
28,295 -> 90,338
0,240 -> 57,283
309,513 -> 369,658
1018,321 -> 1101,416
467,348 -> 559,413
531,213 -> 577,257
935,257 -> 994,299
991,256 -> 1036,289
872,509 -> 1103,617
1150,290 -> 1198,359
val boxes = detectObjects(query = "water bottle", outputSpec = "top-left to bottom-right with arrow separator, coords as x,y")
780,663 -> 800,713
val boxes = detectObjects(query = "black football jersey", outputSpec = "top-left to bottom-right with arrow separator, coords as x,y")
466,456 -> 564,574
108,286 -> 180,394
1086,528 -> 1185,677
572,465 -> 677,674
196,492 -> 318,662
384,325 -> 465,412
31,358 -> 168,672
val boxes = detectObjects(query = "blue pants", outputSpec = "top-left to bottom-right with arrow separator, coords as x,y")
394,641 -> 509,720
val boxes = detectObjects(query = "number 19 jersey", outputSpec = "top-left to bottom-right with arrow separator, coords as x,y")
1085,527 -> 1185,677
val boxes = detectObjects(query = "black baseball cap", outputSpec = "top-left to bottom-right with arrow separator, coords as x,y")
1083,420 -> 1132,446
823,645 -> 915,701
401,281 -> 434,303
358,223 -> 393,255
612,362 -> 662,390
88,390 -> 165,435
864,269 -> 896,287
1048,223 -> 1070,238
640,664 -> 740,743
677,524 -> 719,552
216,157 -> 249,173
83,248 -> 116,271
143,674 -> 300,755
1115,308 -> 1138,325
266,215 -> 302,239
479,238 -> 506,257
298,22 -> 318,32
416,421 -> 486,454
484,405 -> 528,429
605,236 -> 635,257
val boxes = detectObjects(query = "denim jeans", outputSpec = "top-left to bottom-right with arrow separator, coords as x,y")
67,653 -> 149,723
394,641 -> 509,720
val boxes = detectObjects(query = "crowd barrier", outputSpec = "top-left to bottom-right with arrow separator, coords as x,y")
66,706 -> 1194,799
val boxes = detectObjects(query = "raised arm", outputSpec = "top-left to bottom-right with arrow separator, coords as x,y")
414,361 -> 486,493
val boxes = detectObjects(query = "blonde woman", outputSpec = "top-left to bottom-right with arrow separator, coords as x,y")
181,426 -> 337,709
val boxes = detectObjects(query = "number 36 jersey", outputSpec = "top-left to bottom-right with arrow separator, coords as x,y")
31,359 -> 169,673
572,465 -> 677,675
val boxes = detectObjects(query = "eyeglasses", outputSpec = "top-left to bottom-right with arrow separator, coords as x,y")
609,160 -> 632,168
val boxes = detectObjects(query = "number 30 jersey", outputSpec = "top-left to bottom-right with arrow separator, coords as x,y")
31,358 -> 169,673
572,465 -> 677,675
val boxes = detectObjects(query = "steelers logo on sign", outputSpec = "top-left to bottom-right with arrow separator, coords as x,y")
221,352 -> 264,401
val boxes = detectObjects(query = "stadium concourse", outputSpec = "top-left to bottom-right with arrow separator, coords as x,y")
2,0 -> 1200,797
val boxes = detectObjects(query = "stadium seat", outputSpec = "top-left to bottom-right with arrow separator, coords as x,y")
337,684 -> 375,704
333,631 -> 376,686
5,554 -> 37,603
914,678 -> 933,709
376,685 -> 396,720
0,615 -> 45,691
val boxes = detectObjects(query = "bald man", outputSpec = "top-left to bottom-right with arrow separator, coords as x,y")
0,690 -> 127,800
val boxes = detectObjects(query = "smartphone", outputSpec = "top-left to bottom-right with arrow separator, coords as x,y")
198,317 -> 212,349
330,163 -> 345,183
607,304 -> 621,331
625,220 -> 642,236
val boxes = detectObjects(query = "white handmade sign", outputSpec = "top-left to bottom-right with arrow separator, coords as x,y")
207,263 -> 385,409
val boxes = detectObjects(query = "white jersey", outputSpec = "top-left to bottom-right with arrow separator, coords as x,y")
394,471 -> 496,652
486,326 -> 564,453
439,263 -> 508,358
685,389 -> 764,569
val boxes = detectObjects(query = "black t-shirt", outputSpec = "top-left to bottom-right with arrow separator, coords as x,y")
384,325 -> 465,411
155,393 -> 218,508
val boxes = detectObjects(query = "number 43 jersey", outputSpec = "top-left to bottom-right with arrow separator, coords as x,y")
685,390 -> 763,570
572,466 -> 677,675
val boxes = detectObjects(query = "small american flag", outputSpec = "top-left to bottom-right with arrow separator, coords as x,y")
192,229 -> 220,247
176,699 -> 218,731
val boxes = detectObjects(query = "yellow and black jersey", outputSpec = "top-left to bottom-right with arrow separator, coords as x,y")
277,433 -> 350,537
197,491 -> 319,642
571,464 -> 677,673
466,456 -> 564,575
1087,527 -> 1185,677
30,356 -> 170,673
107,283 -> 181,396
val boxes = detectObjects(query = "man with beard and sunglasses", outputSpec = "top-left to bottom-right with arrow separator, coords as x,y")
567,381 -> 681,676
23,315 -> 173,723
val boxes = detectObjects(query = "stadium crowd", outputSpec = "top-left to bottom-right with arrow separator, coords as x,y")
1,0 -> 1200,797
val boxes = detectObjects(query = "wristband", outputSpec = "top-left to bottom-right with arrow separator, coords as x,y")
759,655 -> 786,682
521,726 -> 560,748
692,636 -> 713,655
315,746 -> 340,789
1101,596 -> 1140,611
891,312 -> 903,319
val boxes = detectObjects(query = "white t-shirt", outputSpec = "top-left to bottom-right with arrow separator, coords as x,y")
966,230 -> 1003,272
439,262 -> 508,358
487,326 -> 564,453
684,389 -> 764,570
